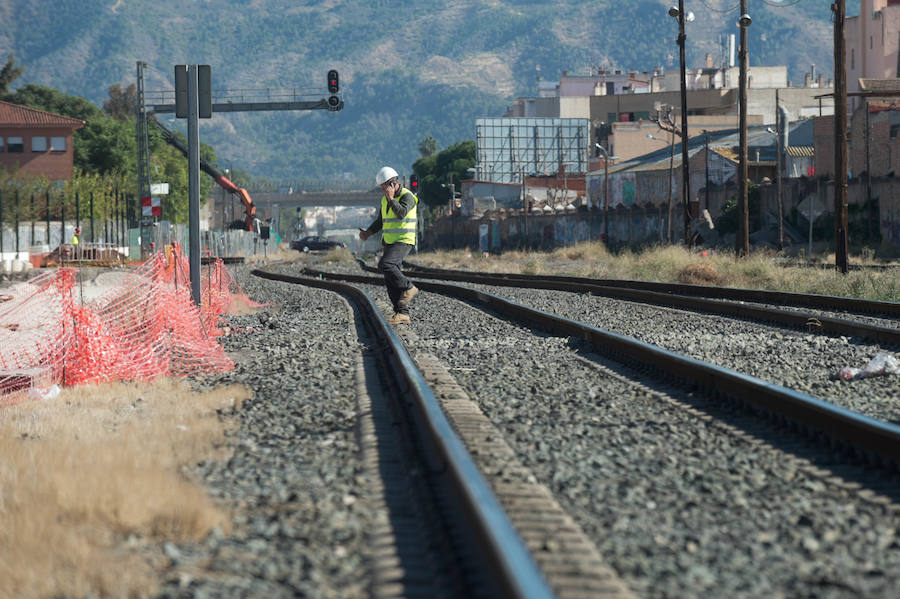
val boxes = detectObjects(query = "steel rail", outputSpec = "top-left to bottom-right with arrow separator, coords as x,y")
251,268 -> 555,599
312,267 -> 900,467
402,261 -> 900,317
354,261 -> 900,346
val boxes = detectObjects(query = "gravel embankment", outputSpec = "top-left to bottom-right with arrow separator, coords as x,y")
157,265 -> 374,598
457,282 -> 900,425
307,259 -> 900,599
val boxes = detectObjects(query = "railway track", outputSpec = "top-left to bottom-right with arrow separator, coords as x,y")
253,259 -> 900,597
394,261 -> 900,345
402,261 -> 900,318
251,268 -> 569,599
306,264 -> 900,468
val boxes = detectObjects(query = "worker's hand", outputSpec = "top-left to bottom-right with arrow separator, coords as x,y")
384,180 -> 396,201
358,228 -> 369,241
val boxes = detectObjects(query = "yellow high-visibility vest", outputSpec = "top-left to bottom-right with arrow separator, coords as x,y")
380,187 -> 418,245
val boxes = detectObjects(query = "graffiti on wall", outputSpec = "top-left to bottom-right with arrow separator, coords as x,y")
609,173 -> 637,208
553,217 -> 592,246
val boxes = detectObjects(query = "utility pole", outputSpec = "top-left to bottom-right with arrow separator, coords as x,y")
676,0 -> 692,248
737,3 -> 751,256
833,0 -> 849,273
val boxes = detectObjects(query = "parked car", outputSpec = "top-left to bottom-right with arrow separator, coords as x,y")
291,235 -> 347,252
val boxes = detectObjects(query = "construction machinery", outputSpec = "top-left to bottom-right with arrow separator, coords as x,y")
149,117 -> 256,230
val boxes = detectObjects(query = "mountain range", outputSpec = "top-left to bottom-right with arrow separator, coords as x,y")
0,0 -> 848,185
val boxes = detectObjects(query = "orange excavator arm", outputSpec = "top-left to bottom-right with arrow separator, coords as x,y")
150,117 -> 256,231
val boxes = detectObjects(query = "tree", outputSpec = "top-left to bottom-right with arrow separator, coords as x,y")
76,115 -> 135,174
4,83 -> 102,122
418,135 -> 438,158
0,53 -> 24,96
103,83 -> 137,120
412,140 -> 475,208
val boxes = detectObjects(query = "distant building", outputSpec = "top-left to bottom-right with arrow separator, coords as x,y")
0,100 -> 84,181
847,0 -> 900,112
503,63 -> 833,176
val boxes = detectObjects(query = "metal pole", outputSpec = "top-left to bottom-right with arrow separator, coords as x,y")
810,177 -> 817,261
188,64 -> 202,306
521,171 -> 527,247
667,127 -> 675,242
30,194 -> 34,246
677,0 -> 692,248
776,90 -> 784,250
14,191 -> 19,260
46,192 -> 51,246
738,0 -> 750,256
704,131 -> 710,212
834,0 -> 849,273
61,199 -> 65,250
90,192 -> 95,243
604,157 -> 610,243
865,98 -> 872,241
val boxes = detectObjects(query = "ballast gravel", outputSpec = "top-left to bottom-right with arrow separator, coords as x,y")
309,259 -> 900,598
458,282 -> 900,425
156,265 -> 374,599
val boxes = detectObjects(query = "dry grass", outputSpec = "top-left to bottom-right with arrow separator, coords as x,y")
414,244 -> 900,301
0,379 -> 250,599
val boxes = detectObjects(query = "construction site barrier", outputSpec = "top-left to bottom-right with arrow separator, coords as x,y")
0,244 -> 258,404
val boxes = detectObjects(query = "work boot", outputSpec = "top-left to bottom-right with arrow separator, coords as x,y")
388,312 -> 411,325
397,285 -> 419,309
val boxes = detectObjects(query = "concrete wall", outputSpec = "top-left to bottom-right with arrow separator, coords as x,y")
422,175 -> 900,253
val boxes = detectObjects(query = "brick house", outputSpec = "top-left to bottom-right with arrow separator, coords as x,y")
0,100 -> 85,181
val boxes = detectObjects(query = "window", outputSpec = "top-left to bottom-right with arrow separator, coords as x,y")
50,136 -> 66,151
7,136 -> 23,152
0,137 -> 4,152
32,136 -> 47,152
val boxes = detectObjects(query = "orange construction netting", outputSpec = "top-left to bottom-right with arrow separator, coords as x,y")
0,244 -> 261,405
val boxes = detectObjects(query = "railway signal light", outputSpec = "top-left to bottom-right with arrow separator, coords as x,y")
409,174 -> 419,192
327,70 -> 339,94
326,69 -> 342,111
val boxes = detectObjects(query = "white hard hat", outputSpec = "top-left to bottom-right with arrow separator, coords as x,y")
375,166 -> 399,186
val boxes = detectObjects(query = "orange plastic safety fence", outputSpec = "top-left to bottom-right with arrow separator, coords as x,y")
0,246 -> 251,405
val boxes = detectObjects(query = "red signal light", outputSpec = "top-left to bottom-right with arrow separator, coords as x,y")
327,70 -> 339,94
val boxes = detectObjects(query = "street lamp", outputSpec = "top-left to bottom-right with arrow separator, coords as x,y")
669,2 -> 694,248
595,143 -> 612,243
767,125 -> 784,249
737,1 -> 751,256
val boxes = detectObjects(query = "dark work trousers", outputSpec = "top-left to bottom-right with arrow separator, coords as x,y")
378,241 -> 414,314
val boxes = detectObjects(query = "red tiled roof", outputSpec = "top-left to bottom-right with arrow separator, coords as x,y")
0,100 -> 85,129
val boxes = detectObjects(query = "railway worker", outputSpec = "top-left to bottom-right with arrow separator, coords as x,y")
71,227 -> 81,259
359,166 -> 420,325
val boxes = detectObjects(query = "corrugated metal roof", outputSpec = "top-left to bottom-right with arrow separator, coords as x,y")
587,126 -> 777,176
859,78 -> 900,92
787,146 -> 814,158
0,100 -> 85,128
